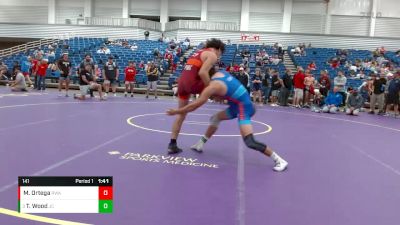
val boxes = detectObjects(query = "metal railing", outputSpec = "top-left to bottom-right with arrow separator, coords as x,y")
165,20 -> 240,31
0,38 -> 61,58
84,17 -> 161,31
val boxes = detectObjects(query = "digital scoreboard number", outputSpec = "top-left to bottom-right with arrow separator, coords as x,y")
18,176 -> 113,214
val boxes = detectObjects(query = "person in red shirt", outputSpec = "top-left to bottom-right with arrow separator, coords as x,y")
233,64 -> 240,72
167,38 -> 225,154
36,58 -> 49,91
124,61 -> 137,97
293,67 -> 305,108
31,56 -> 40,89
308,61 -> 317,70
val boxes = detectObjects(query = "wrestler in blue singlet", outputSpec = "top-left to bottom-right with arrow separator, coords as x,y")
212,70 -> 255,125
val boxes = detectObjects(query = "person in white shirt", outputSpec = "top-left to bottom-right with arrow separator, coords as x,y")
10,66 -> 27,92
130,43 -> 138,51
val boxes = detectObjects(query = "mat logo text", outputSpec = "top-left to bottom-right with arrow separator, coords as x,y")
119,153 -> 219,169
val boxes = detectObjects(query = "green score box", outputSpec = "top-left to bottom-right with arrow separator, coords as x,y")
99,200 -> 113,213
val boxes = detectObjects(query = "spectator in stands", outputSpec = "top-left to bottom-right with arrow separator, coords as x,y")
10,66 -> 27,92
270,70 -> 281,107
130,43 -> 138,51
241,48 -> 250,58
369,73 -> 386,115
279,69 -> 293,107
57,53 -> 72,97
97,46 -> 106,54
139,61 -> 145,71
237,67 -> 249,93
318,70 -> 330,98
146,62 -> 159,99
252,68 -> 263,105
103,56 -> 119,97
346,87 -> 364,116
304,70 -> 315,107
385,72 -> 400,117
293,67 -> 305,108
124,61 -> 136,98
74,64 -> 105,101
334,71 -> 347,106
271,55 -> 281,65
379,46 -> 386,55
356,70 -> 365,79
21,56 -> 33,87
321,87 -> 343,113
308,61 -> 317,71
33,48 -> 44,58
36,58 -> 48,91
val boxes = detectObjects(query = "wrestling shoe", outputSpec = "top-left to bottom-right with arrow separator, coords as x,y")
190,141 -> 204,153
168,143 -> 182,154
273,158 -> 288,172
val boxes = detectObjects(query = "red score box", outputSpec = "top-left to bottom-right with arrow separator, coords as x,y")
99,186 -> 113,200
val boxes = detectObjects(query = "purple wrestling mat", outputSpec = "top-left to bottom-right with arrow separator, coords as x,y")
0,88 -> 399,225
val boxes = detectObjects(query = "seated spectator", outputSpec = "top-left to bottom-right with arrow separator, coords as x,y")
346,87 -> 364,116
172,77 -> 179,99
270,55 -> 281,65
97,46 -> 107,54
74,64 -> 105,100
329,57 -> 339,69
130,43 -> 138,51
321,87 -> 343,113
241,48 -> 250,58
385,72 -> 400,117
10,66 -> 27,92
308,61 -> 317,71
356,70 -> 365,79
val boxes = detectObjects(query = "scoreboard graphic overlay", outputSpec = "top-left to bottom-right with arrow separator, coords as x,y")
18,177 -> 113,214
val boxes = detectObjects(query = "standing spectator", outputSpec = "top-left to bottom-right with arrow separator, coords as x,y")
10,66 -> 27,92
80,54 -> 95,74
103,56 -> 119,97
303,70 -> 315,107
385,72 -> 400,117
57,53 -> 72,97
293,67 -> 305,108
31,55 -> 41,89
334,71 -> 347,106
270,70 -> 281,106
369,73 -> 386,115
279,69 -> 293,106
321,87 -> 343,113
146,62 -> 159,99
252,68 -> 263,105
237,67 -> 249,93
20,56 -> 33,87
262,68 -> 271,104
346,87 -> 364,116
36,58 -> 48,91
318,70 -> 331,97
74,64 -> 105,101
124,61 -> 136,97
